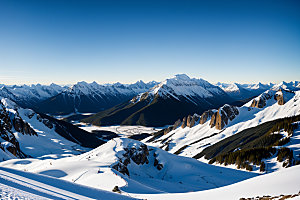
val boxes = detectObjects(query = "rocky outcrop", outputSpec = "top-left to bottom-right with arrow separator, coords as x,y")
274,89 -> 295,105
275,94 -> 285,105
181,117 -> 187,128
199,110 -> 215,124
172,119 -> 182,130
250,92 -> 272,108
249,89 -> 294,107
13,115 -> 37,136
37,114 -> 54,129
112,143 -> 163,176
210,104 -> 239,130
186,115 -> 200,128
0,102 -> 26,158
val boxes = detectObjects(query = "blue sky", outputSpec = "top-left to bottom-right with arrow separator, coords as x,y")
0,0 -> 299,85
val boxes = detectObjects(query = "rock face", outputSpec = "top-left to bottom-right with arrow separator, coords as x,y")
172,119 -> 182,130
250,89 -> 295,108
112,143 -> 163,176
250,92 -> 272,108
0,102 -> 27,158
210,104 -> 239,130
13,115 -> 37,136
181,117 -> 187,128
199,110 -> 215,124
274,89 -> 295,105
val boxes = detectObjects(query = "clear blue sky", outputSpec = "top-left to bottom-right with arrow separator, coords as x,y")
0,0 -> 299,85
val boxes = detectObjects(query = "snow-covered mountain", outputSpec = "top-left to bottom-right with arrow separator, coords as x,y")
143,88 -> 300,172
0,97 -> 109,161
271,81 -> 300,91
215,82 -> 273,101
0,138 -> 256,194
0,84 -> 67,109
36,80 -> 158,115
1,79 -> 300,200
83,74 -> 233,127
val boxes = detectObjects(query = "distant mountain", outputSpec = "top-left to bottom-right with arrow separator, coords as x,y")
0,84 -> 67,109
36,80 -> 158,115
271,81 -> 300,91
0,97 -> 110,160
215,82 -> 273,101
83,74 -> 233,127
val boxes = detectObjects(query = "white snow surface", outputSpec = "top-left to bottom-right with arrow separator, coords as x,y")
0,167 -> 137,200
0,138 -> 257,195
215,82 -> 241,92
134,165 -> 300,200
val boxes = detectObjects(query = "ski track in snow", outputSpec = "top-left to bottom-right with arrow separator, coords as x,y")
0,167 -> 137,200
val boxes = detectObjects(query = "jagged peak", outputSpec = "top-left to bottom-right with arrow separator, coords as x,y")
131,75 -> 225,104
173,74 -> 191,81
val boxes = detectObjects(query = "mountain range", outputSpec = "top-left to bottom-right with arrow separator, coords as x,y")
35,80 -> 158,115
82,74 -> 233,127
0,83 -> 67,109
0,75 -> 300,199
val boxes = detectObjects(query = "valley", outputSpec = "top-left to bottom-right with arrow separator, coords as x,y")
0,75 -> 299,199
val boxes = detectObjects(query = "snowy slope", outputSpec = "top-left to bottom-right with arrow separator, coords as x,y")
135,165 -> 300,200
0,97 -> 94,160
0,167 -> 137,200
143,90 -> 300,164
0,138 -> 257,194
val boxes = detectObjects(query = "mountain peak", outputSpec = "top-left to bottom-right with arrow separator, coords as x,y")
173,74 -> 191,81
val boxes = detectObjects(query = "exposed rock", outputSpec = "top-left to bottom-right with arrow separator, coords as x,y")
27,112 -> 35,119
250,92 -> 272,108
112,186 -> 121,193
13,115 -> 37,136
200,110 -> 215,124
112,162 -> 130,176
42,119 -> 54,129
181,117 -> 187,128
274,89 -> 295,105
186,115 -> 192,128
210,104 -> 239,130
111,143 -> 163,176
172,119 -> 182,130
164,126 -> 173,135
0,102 -> 26,158
36,114 -> 54,129
275,94 -> 285,105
